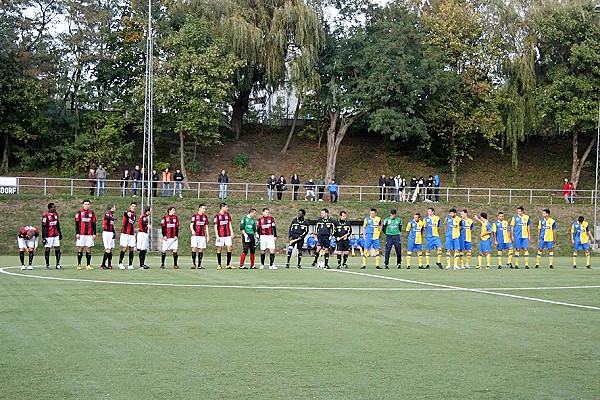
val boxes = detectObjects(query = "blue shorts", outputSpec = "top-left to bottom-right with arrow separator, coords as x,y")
539,241 -> 554,250
479,239 -> 491,253
407,240 -> 422,252
460,241 -> 472,251
497,242 -> 513,251
514,238 -> 529,249
364,237 -> 380,250
445,238 -> 460,251
574,242 -> 590,251
426,237 -> 442,251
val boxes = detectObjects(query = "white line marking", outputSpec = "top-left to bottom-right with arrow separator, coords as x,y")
327,269 -> 600,310
1,267 -> 599,298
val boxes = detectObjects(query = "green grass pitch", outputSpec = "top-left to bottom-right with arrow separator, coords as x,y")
0,254 -> 598,399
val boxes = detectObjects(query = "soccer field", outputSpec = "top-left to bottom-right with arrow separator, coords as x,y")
0,255 -> 598,399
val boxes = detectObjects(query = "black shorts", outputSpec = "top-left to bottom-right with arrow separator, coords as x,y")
242,235 -> 256,253
289,236 -> 304,250
317,236 -> 330,249
336,239 -> 350,252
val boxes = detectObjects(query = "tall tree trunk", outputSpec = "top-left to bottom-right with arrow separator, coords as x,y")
232,89 -> 251,141
450,128 -> 458,185
571,131 -> 596,189
1,133 -> 8,173
179,131 -> 190,190
325,111 -> 361,182
281,101 -> 301,153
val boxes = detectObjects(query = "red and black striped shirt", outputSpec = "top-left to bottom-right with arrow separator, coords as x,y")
191,213 -> 208,236
138,213 -> 150,233
214,212 -> 232,237
18,226 -> 39,238
257,216 -> 277,236
161,215 -> 179,239
121,211 -> 137,235
75,209 -> 97,235
103,212 -> 115,232
42,211 -> 61,238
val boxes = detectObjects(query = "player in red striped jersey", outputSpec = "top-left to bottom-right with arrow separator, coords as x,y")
160,206 -> 180,269
118,202 -> 137,269
42,202 -> 62,270
17,226 -> 39,270
100,204 -> 116,269
257,208 -> 278,269
75,199 -> 97,270
190,204 -> 209,269
137,207 -> 152,269
214,202 -> 235,269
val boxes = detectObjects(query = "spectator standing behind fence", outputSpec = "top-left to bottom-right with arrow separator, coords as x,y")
291,174 -> 300,200
276,175 -> 287,200
121,169 -> 130,197
218,169 -> 229,199
426,175 -> 434,202
162,168 -> 171,197
386,175 -> 395,201
394,175 -> 401,202
152,169 -> 159,197
131,165 -> 141,197
434,174 -> 440,202
88,168 -> 96,197
328,179 -> 339,203
400,178 -> 406,202
304,179 -> 316,201
379,174 -> 386,202
317,176 -> 326,201
95,165 -> 106,196
173,168 -> 184,198
267,174 -> 277,201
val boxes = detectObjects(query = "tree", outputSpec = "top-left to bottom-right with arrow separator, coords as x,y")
153,16 -> 242,187
535,1 -> 600,188
417,0 -> 503,184
308,1 -> 447,182
178,0 -> 324,141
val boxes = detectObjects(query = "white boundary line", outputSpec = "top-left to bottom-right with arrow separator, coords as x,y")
0,267 -> 599,305
327,269 -> 600,311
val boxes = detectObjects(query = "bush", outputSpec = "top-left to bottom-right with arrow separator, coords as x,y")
232,152 -> 248,169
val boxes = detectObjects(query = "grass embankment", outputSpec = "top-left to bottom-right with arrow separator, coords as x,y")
0,194 -> 595,258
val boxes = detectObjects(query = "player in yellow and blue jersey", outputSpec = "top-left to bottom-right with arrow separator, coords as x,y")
510,206 -> 531,269
571,216 -> 594,269
459,209 -> 474,269
361,208 -> 382,269
444,208 -> 462,269
474,212 -> 492,269
406,213 -> 425,269
536,208 -> 557,269
492,211 -> 513,269
424,208 -> 443,269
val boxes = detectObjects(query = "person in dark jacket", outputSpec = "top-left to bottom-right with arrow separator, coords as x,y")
121,169 -> 130,197
173,169 -> 184,198
218,169 -> 229,199
276,175 -> 287,200
291,174 -> 300,200
267,174 -> 277,201
316,176 -> 326,201
386,176 -> 395,202
131,165 -> 141,197
152,169 -> 159,198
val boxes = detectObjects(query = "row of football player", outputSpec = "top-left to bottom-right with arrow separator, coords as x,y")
17,202 -> 595,270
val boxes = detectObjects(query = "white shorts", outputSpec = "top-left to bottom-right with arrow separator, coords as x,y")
18,237 -> 38,250
137,232 -> 150,251
162,237 -> 179,252
191,236 -> 207,249
260,235 -> 276,251
215,236 -> 232,247
44,237 -> 60,248
102,231 -> 115,249
76,235 -> 94,248
120,233 -> 136,248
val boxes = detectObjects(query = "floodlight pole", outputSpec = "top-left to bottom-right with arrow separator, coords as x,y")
594,102 -> 600,243
142,0 -> 154,249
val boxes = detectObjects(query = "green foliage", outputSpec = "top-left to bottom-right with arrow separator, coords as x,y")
231,152 -> 249,169
297,124 -> 319,141
154,162 -> 170,173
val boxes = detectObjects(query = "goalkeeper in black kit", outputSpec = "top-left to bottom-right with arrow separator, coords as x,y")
286,209 -> 309,269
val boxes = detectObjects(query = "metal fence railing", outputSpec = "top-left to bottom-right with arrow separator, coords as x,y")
5,176 -> 596,205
